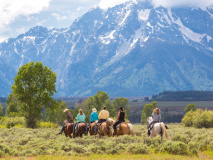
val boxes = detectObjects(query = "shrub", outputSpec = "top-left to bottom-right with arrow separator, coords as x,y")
188,142 -> 198,156
0,125 -> 7,128
172,134 -> 191,144
0,116 -> 25,128
182,110 -> 194,127
182,109 -> 213,128
160,141 -> 189,155
193,109 -> 213,128
184,104 -> 197,113
37,122 -> 58,128
128,143 -> 149,154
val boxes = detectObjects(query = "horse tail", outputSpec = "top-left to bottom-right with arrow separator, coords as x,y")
127,123 -> 134,136
161,123 -> 168,139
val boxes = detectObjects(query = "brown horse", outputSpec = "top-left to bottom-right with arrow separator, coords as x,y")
73,122 -> 87,138
89,121 -> 96,135
96,121 -> 112,137
115,122 -> 134,136
63,120 -> 74,138
107,118 -> 134,136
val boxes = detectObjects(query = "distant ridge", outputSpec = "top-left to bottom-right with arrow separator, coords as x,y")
152,91 -> 213,101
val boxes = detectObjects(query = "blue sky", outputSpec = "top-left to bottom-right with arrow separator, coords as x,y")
0,0 -> 213,42
0,0 -> 98,42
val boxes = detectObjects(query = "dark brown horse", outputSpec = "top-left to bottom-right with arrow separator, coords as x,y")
63,120 -> 74,138
89,121 -> 96,135
73,122 -> 87,138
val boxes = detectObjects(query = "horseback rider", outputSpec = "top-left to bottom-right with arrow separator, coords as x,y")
113,107 -> 125,136
73,109 -> 85,135
57,109 -> 73,134
85,108 -> 99,134
95,106 -> 109,132
147,108 -> 161,136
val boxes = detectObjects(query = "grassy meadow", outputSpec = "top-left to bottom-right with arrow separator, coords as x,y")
0,124 -> 213,160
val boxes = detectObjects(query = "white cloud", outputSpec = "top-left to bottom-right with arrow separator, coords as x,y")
52,13 -> 67,21
151,0 -> 213,8
98,0 -> 135,10
0,0 -> 51,34
76,7 -> 84,11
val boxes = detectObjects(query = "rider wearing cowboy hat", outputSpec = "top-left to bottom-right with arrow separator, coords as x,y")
57,108 -> 73,134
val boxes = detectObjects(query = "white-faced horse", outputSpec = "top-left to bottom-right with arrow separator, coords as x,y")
147,117 -> 168,141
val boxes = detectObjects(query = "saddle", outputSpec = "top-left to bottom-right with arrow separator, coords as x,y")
149,122 -> 160,131
96,121 -> 106,130
64,120 -> 73,128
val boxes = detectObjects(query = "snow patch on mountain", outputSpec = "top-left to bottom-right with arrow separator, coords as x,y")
168,9 -> 206,43
138,9 -> 151,21
99,30 -> 116,44
119,10 -> 131,26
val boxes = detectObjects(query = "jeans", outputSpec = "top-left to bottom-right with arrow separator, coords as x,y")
86,121 -> 94,133
95,119 -> 106,131
147,121 -> 159,129
113,120 -> 125,131
147,121 -> 159,135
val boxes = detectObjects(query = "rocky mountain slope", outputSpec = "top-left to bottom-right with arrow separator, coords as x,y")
0,0 -> 213,97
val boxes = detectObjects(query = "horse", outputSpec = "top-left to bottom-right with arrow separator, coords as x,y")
73,122 -> 87,138
147,117 -> 168,141
89,121 -> 96,135
96,119 -> 113,137
106,118 -> 134,136
63,120 -> 74,138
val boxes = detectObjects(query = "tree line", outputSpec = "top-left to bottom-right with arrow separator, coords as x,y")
152,91 -> 213,101
1,61 -> 206,128
0,61 -> 131,128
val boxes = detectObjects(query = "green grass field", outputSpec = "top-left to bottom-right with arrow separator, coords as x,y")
1,152 -> 213,160
0,124 -> 213,160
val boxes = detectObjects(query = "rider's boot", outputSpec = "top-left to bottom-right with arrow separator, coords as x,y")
113,129 -> 116,136
148,130 -> 150,136
57,131 -> 63,135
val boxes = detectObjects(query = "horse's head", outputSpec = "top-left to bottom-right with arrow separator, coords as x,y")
146,117 -> 152,126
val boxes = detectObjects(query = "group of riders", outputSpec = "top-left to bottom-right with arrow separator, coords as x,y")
57,106 -> 126,136
57,106 -> 165,137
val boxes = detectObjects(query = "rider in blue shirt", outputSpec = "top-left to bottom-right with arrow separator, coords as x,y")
85,108 -> 99,134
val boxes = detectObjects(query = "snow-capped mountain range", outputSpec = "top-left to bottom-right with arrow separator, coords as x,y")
0,0 -> 213,97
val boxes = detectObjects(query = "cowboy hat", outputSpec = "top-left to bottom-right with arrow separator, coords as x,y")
64,109 -> 69,112
92,108 -> 97,112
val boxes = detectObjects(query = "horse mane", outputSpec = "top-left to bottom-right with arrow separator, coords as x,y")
148,117 -> 153,121
106,118 -> 115,126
